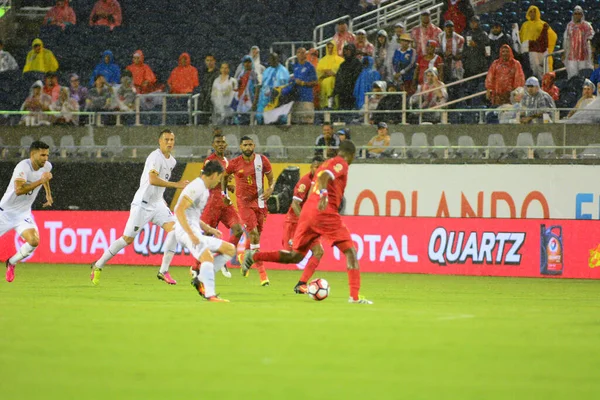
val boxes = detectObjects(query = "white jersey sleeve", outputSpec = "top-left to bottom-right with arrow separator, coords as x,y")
175,178 -> 209,232
131,149 -> 176,208
0,159 -> 52,216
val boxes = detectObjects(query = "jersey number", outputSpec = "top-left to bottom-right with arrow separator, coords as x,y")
246,176 -> 253,185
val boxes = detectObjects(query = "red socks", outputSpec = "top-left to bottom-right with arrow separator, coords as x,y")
228,233 -> 241,247
299,256 -> 320,282
253,251 -> 282,263
347,269 -> 360,300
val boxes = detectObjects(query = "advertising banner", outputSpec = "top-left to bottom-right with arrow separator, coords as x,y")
1,211 -> 599,279
345,164 -> 600,219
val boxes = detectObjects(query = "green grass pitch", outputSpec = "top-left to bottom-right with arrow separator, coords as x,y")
1,264 -> 599,399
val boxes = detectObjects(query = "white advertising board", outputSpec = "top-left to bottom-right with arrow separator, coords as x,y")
345,164 -> 600,219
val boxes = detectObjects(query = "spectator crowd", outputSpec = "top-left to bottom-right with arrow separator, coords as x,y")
2,0 -> 600,127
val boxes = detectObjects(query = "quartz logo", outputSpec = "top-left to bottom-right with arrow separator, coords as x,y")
428,227 -> 525,266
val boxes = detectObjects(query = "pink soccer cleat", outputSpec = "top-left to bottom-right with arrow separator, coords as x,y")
5,260 -> 15,282
157,271 -> 177,285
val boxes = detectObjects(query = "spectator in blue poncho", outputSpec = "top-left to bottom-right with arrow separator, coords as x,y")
353,55 -> 381,109
590,56 -> 600,94
89,50 -> 121,86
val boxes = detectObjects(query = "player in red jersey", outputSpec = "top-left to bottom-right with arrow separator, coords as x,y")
191,132 -> 244,277
243,140 -> 372,304
282,155 -> 324,294
223,135 -> 274,286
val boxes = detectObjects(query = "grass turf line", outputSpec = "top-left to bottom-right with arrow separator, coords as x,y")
1,264 -> 599,399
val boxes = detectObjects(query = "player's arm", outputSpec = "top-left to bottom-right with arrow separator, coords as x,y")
221,171 -> 233,205
42,181 -> 53,207
148,170 -> 188,189
174,195 -> 200,245
199,220 -> 223,239
291,198 -> 302,217
261,170 -> 275,200
14,172 -> 52,196
315,171 -> 332,211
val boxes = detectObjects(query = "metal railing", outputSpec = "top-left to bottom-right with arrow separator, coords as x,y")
270,41 -> 317,60
134,93 -> 192,126
363,91 -> 407,124
312,0 -> 443,56
544,49 -> 565,74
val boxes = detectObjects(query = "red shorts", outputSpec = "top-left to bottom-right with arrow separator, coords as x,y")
292,212 -> 353,255
201,202 -> 242,229
239,206 -> 268,233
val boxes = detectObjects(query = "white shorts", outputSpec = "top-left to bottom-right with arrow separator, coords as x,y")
123,202 -> 175,238
175,226 -> 224,261
0,211 -> 37,237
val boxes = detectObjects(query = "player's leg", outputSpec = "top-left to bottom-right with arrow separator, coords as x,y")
190,240 -> 230,303
91,205 -> 146,285
154,203 -> 178,284
5,215 -> 39,282
321,215 -> 372,304
218,206 -> 244,277
253,208 -> 270,285
294,242 -> 324,294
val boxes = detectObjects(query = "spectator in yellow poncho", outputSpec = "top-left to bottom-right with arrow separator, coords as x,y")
23,38 -> 59,74
519,5 -> 557,79
317,41 -> 344,108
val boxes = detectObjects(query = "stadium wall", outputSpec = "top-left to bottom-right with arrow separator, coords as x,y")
2,124 -> 600,155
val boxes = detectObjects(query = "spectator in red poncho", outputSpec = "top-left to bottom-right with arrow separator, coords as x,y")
415,40 -> 443,85
411,10 -> 442,58
89,0 -> 122,30
441,0 -> 474,35
43,0 -> 76,30
126,50 -> 159,94
167,53 -> 199,94
486,44 -> 525,105
542,72 -> 559,101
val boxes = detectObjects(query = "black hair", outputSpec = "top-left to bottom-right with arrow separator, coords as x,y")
202,159 -> 224,176
121,70 -> 133,78
30,141 -> 50,152
322,122 -> 332,127
94,73 -> 105,81
240,135 -> 253,143
212,132 -> 224,142
205,54 -> 216,60
159,128 -> 173,138
339,140 -> 356,155
312,155 -> 324,163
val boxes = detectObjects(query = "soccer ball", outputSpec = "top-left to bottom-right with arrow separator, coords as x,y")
307,278 -> 330,301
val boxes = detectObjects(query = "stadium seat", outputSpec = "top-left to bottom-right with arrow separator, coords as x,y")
536,132 -> 557,159
59,135 -> 76,157
432,134 -> 451,159
265,134 -> 286,158
456,135 -> 478,159
487,133 -> 507,159
39,135 -> 58,155
174,146 -> 194,158
224,134 -> 239,149
20,135 -> 34,157
105,135 -> 123,157
409,132 -> 429,159
78,135 -> 97,157
513,132 -> 534,159
580,144 -> 600,159
248,134 -> 261,152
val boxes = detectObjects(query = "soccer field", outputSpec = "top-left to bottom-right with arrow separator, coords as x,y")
1,264 -> 598,400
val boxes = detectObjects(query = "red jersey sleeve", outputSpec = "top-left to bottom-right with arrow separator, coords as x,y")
225,157 -> 236,175
320,157 -> 348,181
292,174 -> 312,203
261,155 -> 272,175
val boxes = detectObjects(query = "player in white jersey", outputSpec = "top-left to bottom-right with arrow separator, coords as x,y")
175,160 -> 235,302
90,129 -> 189,285
1,141 -> 53,282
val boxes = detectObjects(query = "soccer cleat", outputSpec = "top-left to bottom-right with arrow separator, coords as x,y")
293,283 -> 308,294
5,260 -> 15,283
205,295 -> 230,303
261,279 -> 270,287
157,271 -> 177,285
189,266 -> 198,279
221,265 -> 232,278
90,264 -> 101,286
348,296 -> 373,305
241,250 -> 255,277
191,277 -> 206,297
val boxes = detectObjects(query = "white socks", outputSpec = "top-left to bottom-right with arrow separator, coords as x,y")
159,230 -> 178,274
250,244 -> 260,251
212,254 -> 233,273
9,243 -> 36,264
199,261 -> 216,298
95,237 -> 128,268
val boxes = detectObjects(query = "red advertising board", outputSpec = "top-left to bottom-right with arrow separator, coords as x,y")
1,211 -> 600,279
